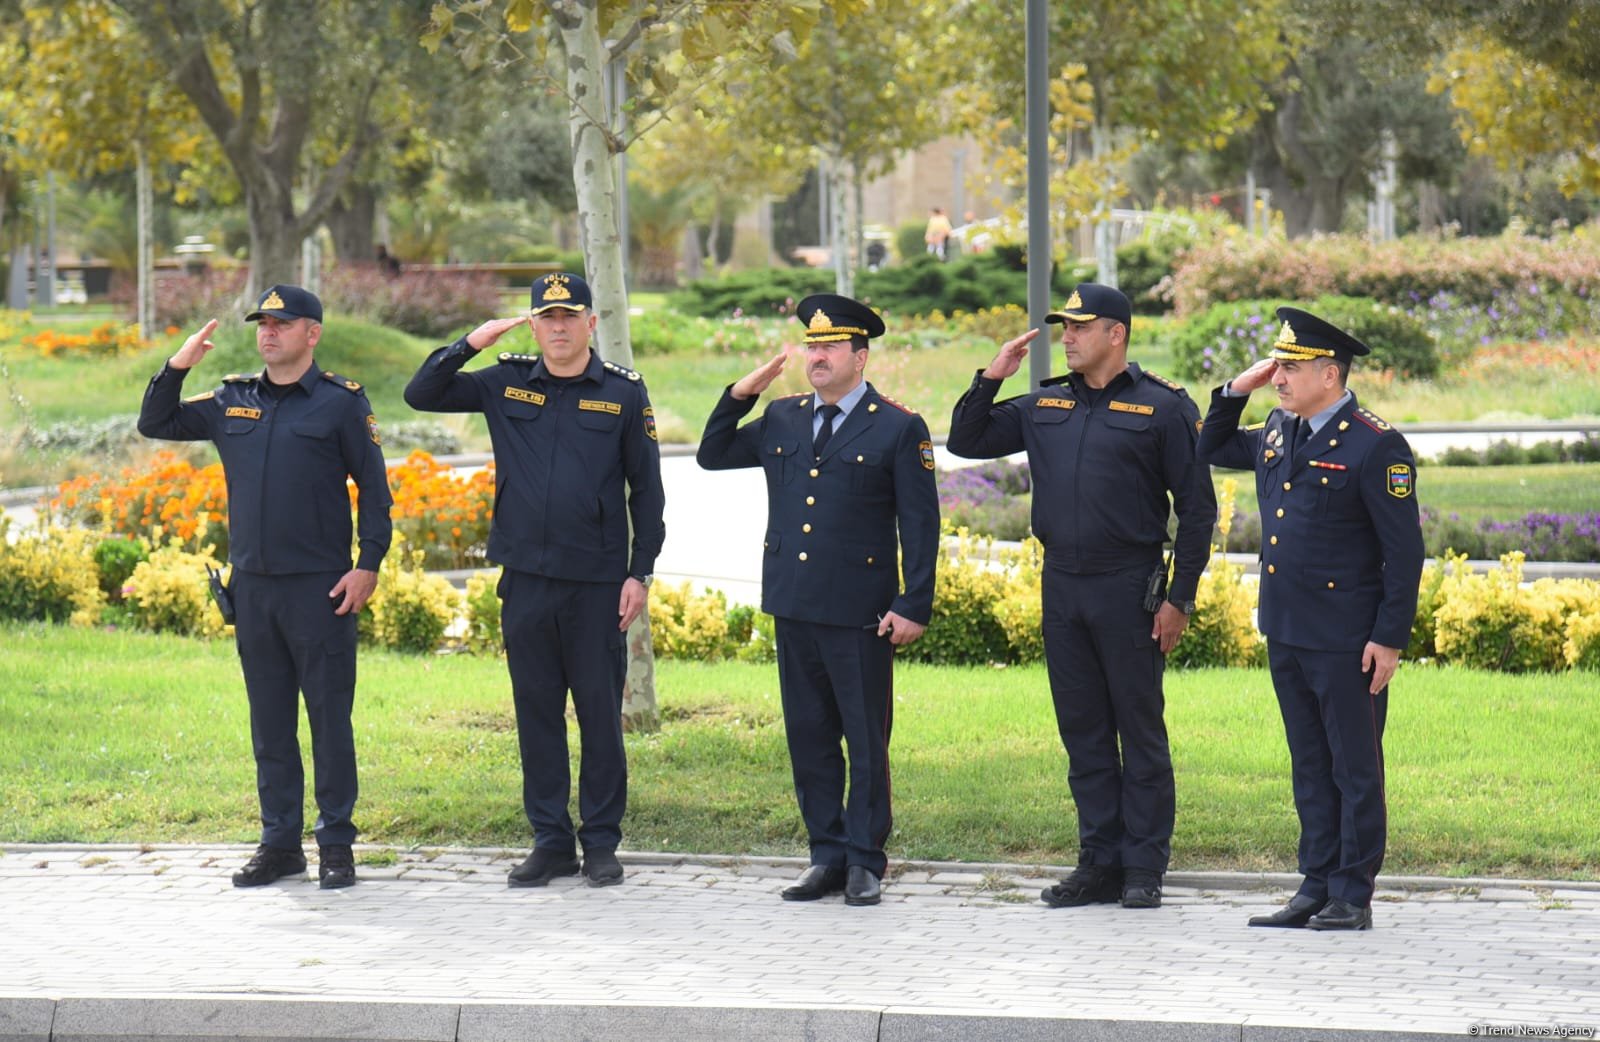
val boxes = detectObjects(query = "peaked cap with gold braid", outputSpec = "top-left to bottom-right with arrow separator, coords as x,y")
795,293 -> 886,344
245,284 -> 322,323
1270,306 -> 1370,364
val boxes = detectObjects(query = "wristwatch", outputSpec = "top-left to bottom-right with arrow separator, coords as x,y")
1174,599 -> 1196,615
631,574 -> 654,588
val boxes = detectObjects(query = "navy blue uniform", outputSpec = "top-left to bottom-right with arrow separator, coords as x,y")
697,384 -> 939,876
405,339 -> 665,856
948,363 -> 1215,874
138,362 -> 392,848
1198,388 -> 1423,906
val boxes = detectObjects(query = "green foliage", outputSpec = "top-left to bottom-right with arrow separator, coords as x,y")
1168,480 -> 1266,669
123,543 -> 228,639
93,536 -> 148,601
669,268 -> 834,319
1426,436 -> 1600,467
651,582 -> 733,661
360,543 -> 459,654
899,533 -> 1022,666
896,220 -> 927,264
463,571 -> 502,656
0,519 -> 106,626
725,604 -> 778,663
628,309 -> 783,357
1432,553 -> 1600,672
1169,295 -> 1438,383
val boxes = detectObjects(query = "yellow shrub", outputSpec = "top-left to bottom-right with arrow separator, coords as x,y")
463,570 -> 503,655
1565,610 -> 1600,670
652,581 -> 732,660
990,536 -> 1045,664
124,544 -> 229,638
1406,551 -> 1467,659
1433,553 -> 1598,672
903,530 -> 1017,665
0,517 -> 106,626
1171,479 -> 1265,669
361,541 -> 460,653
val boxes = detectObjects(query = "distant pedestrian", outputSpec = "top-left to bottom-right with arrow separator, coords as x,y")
924,208 -> 952,261
696,293 -> 939,907
137,285 -> 392,890
1198,306 -> 1424,931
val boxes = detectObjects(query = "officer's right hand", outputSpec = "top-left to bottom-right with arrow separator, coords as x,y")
1228,357 -> 1278,395
168,319 -> 219,370
731,349 -> 788,400
465,315 -> 533,352
981,328 -> 1038,381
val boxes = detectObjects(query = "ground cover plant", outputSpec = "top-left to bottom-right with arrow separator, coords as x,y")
3,622 -> 1595,879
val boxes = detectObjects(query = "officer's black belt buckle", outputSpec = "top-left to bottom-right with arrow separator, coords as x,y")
206,564 -> 236,625
1143,554 -> 1172,613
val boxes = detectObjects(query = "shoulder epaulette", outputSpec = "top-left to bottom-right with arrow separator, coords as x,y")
183,390 -> 216,403
603,359 -> 642,382
1243,421 -> 1267,431
1354,407 -> 1393,432
876,393 -> 918,415
1142,370 -> 1189,396
221,372 -> 258,383
498,352 -> 540,364
322,371 -> 363,393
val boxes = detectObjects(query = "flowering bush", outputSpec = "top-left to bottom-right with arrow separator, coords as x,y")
382,451 -> 496,569
124,544 -> 229,639
0,517 -> 105,626
108,270 -> 250,329
463,571 -> 503,654
1169,296 -> 1438,383
1169,479 -> 1266,669
938,460 -> 1032,542
1418,509 -> 1600,563
321,267 -> 502,339
1432,553 -> 1600,672
359,541 -> 460,653
53,451 -> 230,556
20,321 -> 149,359
651,582 -> 734,660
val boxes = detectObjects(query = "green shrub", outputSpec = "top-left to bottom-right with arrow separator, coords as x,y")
1115,240 -> 1177,315
93,536 -> 149,601
900,534 -> 1015,666
463,571 -> 502,655
1169,295 -> 1437,383
669,268 -> 834,318
896,220 -> 927,264
360,543 -> 459,653
726,603 -> 778,663
1170,479 -> 1265,669
384,421 -> 462,456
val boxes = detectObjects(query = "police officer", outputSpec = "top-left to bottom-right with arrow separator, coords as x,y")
404,273 -> 665,889
1198,307 -> 1423,931
948,283 -> 1216,911
137,285 -> 392,890
696,294 -> 939,907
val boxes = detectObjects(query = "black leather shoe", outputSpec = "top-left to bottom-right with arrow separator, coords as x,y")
1040,864 -> 1122,908
1248,893 -> 1325,928
781,865 -> 846,901
1306,898 -> 1373,931
582,848 -> 625,887
844,866 -> 882,906
232,844 -> 307,888
317,844 -> 356,890
1120,868 -> 1163,908
507,848 -> 580,888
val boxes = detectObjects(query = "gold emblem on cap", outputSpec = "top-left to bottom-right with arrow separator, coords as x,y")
1065,290 -> 1083,310
262,290 -> 285,310
542,278 -> 572,301
1278,320 -> 1297,344
809,308 -> 832,330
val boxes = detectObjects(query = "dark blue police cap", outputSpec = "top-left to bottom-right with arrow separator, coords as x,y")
1271,306 -> 1370,364
1046,283 -> 1131,328
245,284 -> 322,323
796,293 -> 886,344
530,272 -> 591,315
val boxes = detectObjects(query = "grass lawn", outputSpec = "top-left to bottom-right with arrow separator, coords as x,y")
3,622 -> 1595,879
1220,461 -> 1600,521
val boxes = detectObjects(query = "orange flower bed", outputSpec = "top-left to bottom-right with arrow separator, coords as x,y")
55,450 -> 495,570
22,322 -> 150,358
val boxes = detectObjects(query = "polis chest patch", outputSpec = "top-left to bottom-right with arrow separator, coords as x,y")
504,387 -> 546,405
1036,398 -> 1075,410
1108,401 -> 1154,415
225,406 -> 262,420
579,399 -> 622,415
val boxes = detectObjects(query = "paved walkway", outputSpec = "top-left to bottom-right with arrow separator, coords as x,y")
3,844 -> 1598,1041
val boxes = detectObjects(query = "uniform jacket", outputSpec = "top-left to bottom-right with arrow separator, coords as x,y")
696,383 -> 939,628
1197,388 -> 1424,651
137,363 -> 393,574
946,363 -> 1215,605
404,340 -> 665,583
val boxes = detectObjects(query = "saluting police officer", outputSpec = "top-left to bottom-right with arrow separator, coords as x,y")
404,273 -> 665,890
138,285 -> 393,890
1198,307 -> 1423,931
948,284 -> 1216,911
697,294 -> 939,907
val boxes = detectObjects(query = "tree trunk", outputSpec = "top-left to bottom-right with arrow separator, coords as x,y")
550,0 -> 658,733
135,140 -> 154,334
326,185 -> 379,266
827,154 -> 851,296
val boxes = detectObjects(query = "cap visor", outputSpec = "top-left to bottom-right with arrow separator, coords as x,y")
530,303 -> 587,315
245,308 -> 300,322
1045,310 -> 1097,324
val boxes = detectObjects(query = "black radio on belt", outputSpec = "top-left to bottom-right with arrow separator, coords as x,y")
206,564 -> 236,625
1143,554 -> 1172,613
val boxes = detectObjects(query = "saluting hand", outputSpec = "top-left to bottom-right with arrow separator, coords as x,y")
731,349 -> 789,401
466,315 -> 533,352
982,328 -> 1038,381
169,318 -> 219,370
1228,357 -> 1278,395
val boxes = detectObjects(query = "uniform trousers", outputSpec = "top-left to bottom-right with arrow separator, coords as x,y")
232,570 -> 359,849
499,570 -> 627,855
1266,640 -> 1388,907
1041,560 -> 1173,872
774,618 -> 895,878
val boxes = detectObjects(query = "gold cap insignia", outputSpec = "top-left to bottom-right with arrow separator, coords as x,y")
542,280 -> 572,302
1065,290 -> 1083,310
1277,320 -> 1296,345
809,308 -> 832,331
262,290 -> 285,310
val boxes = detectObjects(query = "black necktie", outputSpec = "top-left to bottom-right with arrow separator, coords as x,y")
814,403 -> 841,457
1295,419 -> 1312,453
